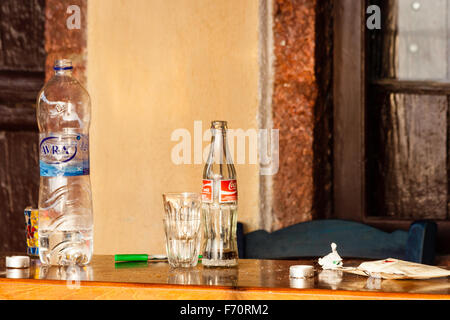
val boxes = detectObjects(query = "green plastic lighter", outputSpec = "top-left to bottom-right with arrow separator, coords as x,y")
114,254 -> 203,263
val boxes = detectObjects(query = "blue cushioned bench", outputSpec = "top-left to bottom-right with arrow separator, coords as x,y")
237,219 -> 437,265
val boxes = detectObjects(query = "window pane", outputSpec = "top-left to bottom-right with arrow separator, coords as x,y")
366,92 -> 448,219
368,0 -> 450,81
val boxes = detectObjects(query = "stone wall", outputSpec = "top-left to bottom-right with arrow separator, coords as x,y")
271,0 -> 333,230
45,0 -> 87,84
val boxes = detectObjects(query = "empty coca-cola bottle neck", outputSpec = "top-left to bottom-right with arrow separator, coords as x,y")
211,120 -> 228,129
210,121 -> 228,140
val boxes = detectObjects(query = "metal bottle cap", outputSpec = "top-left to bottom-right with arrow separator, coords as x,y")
6,256 -> 30,269
289,265 -> 315,279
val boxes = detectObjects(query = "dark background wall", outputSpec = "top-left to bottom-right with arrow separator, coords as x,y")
0,0 -> 45,252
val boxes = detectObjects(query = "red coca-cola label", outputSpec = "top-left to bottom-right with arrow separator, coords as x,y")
202,179 -> 213,203
220,179 -> 238,203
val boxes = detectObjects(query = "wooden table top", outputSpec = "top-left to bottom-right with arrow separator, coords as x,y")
1,255 -> 450,300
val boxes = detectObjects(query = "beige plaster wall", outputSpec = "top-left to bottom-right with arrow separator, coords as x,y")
87,0 -> 260,254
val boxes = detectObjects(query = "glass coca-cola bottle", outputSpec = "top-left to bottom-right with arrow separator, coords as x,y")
202,120 -> 238,267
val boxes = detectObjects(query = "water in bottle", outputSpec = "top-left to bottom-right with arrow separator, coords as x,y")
36,59 -> 93,266
202,120 -> 238,267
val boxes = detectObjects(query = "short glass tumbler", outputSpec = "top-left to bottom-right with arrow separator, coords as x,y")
163,193 -> 202,268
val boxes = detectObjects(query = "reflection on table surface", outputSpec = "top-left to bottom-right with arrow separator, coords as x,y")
0,255 -> 450,295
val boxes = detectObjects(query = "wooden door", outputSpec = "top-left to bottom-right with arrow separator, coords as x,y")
0,0 -> 45,252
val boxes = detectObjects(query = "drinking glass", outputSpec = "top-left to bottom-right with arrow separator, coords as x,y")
162,193 -> 202,268
168,268 -> 201,285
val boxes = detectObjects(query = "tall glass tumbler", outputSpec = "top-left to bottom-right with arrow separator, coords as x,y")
163,193 -> 202,268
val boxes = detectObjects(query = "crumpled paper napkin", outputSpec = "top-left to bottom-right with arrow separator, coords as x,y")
340,258 -> 450,280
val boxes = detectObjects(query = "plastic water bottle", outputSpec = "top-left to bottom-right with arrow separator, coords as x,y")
36,59 -> 93,266
201,120 -> 238,267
